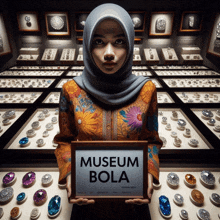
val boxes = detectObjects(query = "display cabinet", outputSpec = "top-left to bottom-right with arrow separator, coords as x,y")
0,64 -> 220,220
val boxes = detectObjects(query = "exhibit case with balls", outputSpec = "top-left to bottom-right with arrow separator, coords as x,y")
0,0 -> 220,219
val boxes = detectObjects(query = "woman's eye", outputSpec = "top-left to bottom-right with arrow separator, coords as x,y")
115,39 -> 126,45
93,39 -> 103,45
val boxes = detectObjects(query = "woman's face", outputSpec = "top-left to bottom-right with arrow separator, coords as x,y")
91,19 -> 127,74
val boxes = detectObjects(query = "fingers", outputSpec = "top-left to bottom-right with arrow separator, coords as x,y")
69,198 -> 95,205
125,199 -> 150,205
66,175 -> 71,198
147,173 -> 154,201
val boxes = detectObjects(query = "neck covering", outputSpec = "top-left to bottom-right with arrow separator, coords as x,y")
74,3 -> 149,106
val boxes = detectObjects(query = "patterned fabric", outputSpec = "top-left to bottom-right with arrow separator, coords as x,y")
54,80 -> 162,185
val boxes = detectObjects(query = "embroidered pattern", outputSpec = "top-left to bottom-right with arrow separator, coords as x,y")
54,80 -> 162,184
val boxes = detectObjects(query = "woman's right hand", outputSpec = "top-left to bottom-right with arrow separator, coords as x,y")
66,174 -> 95,205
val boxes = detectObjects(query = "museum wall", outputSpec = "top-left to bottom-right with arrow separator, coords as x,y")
0,0 -> 220,71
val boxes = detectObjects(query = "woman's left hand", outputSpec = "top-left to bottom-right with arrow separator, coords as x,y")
125,173 -> 153,205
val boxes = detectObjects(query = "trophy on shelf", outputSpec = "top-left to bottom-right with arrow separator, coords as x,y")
156,17 -> 166,33
50,16 -> 64,30
130,14 -> 143,29
25,16 -> 31,27
188,16 -> 195,28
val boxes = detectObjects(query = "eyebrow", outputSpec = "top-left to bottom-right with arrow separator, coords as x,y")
93,33 -> 125,38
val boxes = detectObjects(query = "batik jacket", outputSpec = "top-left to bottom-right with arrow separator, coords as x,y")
54,80 -> 162,185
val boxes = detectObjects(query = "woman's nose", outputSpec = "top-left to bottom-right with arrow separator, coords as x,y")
104,43 -> 115,61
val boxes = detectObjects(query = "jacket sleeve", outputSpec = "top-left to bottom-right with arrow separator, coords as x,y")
140,83 -> 162,184
54,84 -> 77,184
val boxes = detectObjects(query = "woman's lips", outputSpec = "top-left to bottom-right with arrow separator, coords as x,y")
103,62 -> 117,68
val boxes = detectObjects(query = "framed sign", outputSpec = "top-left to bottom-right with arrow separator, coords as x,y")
129,12 -> 146,32
45,12 -> 70,36
0,14 -> 12,56
71,141 -> 148,200
149,12 -> 174,36
207,13 -> 220,57
17,12 -> 40,32
74,12 -> 89,32
179,11 -> 203,32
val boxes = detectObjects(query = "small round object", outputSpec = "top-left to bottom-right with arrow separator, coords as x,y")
42,109 -> 50,117
36,139 -> 45,147
26,129 -> 36,138
214,125 -> 220,132
30,208 -> 40,220
43,130 -> 49,137
19,137 -> 30,147
2,118 -> 11,125
2,172 -> 16,186
41,174 -> 53,187
16,192 -> 27,204
31,121 -> 41,130
10,207 -> 21,220
165,123 -> 171,130
162,117 -> 167,124
171,131 -> 177,138
50,16 -> 64,30
78,119 -> 82,125
55,109 -> 59,115
167,172 -> 179,188
190,189 -> 204,206
33,189 -> 47,205
173,193 -> 184,206
171,111 -> 178,121
51,117 -> 58,124
200,170 -> 215,187
177,119 -> 186,130
188,139 -> 199,147
207,118 -> 215,126
0,207 -> 3,219
2,110 -> 16,119
183,128 -> 191,137
174,137 -> 182,147
196,209 -> 210,220
38,113 -> 45,121
46,123 -> 53,131
179,209 -> 188,220
210,193 -> 220,206
22,171 -> 36,187
0,187 -> 14,204
184,174 -> 196,187
202,110 -> 213,120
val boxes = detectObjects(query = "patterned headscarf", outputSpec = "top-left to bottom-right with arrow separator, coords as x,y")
74,3 -> 149,107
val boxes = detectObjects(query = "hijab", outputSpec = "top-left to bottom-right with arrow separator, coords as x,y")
74,3 -> 149,107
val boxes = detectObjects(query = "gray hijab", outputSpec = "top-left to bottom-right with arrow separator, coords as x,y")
74,3 -> 149,107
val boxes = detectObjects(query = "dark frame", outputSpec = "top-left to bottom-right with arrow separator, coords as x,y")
71,140 -> 148,201
45,12 -> 70,36
17,11 -> 40,32
129,11 -> 146,32
179,11 -> 203,32
149,11 -> 175,36
0,13 -> 12,57
74,12 -> 90,32
207,13 -> 220,58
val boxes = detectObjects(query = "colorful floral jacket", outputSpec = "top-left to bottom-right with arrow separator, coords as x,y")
54,80 -> 162,184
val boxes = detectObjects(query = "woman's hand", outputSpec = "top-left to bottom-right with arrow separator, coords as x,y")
125,173 -> 154,205
66,174 -> 95,205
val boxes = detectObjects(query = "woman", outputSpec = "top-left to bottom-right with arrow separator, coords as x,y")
54,3 -> 162,219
